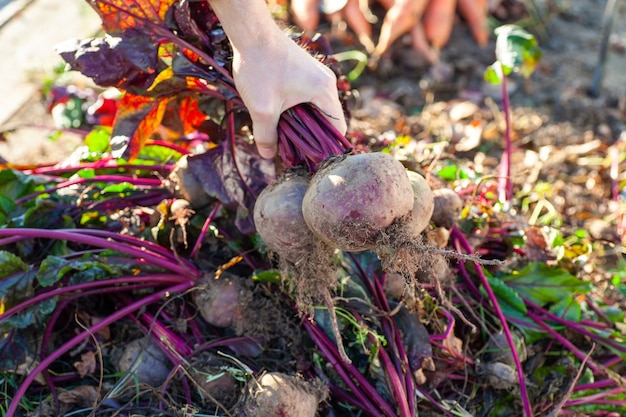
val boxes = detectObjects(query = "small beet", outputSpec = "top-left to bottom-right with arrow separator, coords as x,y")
253,168 -> 315,263
431,188 -> 464,228
117,337 -> 171,387
242,372 -> 327,417
406,170 -> 435,236
193,273 -> 247,328
302,152 -> 414,252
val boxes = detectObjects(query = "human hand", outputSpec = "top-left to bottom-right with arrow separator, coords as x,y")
232,32 -> 347,159
290,0 -> 489,62
375,0 -> 489,61
209,0 -> 347,159
291,0 -> 376,53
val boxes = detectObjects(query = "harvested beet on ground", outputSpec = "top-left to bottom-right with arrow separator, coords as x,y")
240,372 -> 328,417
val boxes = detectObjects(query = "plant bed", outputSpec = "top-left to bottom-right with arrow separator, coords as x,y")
1,0 -> 626,416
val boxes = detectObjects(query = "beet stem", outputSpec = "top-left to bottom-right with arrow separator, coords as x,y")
6,281 -> 194,417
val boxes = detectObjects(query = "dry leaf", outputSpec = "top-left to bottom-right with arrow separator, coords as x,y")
58,385 -> 99,407
74,351 -> 97,378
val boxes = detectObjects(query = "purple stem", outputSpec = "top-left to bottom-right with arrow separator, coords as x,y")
564,388 -> 626,407
26,161 -> 173,176
6,281 -> 194,416
124,312 -> 193,405
0,275 -> 185,322
226,103 -> 259,201
15,175 -> 164,205
497,68 -> 513,204
526,310 -> 602,374
574,379 -> 616,392
376,342 -> 411,417
414,385 -> 456,417
526,301 -> 626,354
0,229 -> 196,277
145,139 -> 191,155
371,277 -> 416,414
190,202 -> 222,258
601,356 -> 623,368
304,319 -> 397,416
429,308 -> 456,341
451,227 -> 533,417
584,295 -> 614,325
294,105 -> 352,150
277,104 -> 351,171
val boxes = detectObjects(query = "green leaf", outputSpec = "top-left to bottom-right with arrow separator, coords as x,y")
0,251 -> 28,278
252,269 -> 281,284
437,165 -> 470,181
37,255 -> 116,287
137,143 -> 182,163
101,182 -> 136,194
498,262 -> 591,307
493,24 -> 542,79
487,276 -> 527,313
84,126 -> 112,153
76,168 -> 96,179
549,294 -> 582,322
0,295 -> 58,333
484,62 -> 506,84
0,169 -> 45,201
599,305 -> 625,324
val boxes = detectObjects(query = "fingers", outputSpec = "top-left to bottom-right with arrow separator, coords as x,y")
251,112 -> 280,159
423,0 -> 458,49
457,0 -> 489,46
313,94 -> 348,136
374,0 -> 428,57
291,0 -> 320,31
410,24 -> 439,63
341,0 -> 375,53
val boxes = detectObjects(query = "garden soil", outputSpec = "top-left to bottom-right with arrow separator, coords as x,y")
0,0 -> 625,262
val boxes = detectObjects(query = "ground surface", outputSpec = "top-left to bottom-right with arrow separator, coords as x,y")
0,0 -> 99,164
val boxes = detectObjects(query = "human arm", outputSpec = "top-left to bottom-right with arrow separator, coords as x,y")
207,0 -> 347,159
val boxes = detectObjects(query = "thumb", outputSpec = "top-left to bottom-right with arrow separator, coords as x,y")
310,96 -> 347,137
251,114 -> 280,159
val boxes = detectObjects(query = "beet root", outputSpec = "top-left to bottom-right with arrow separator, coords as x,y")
431,188 -> 464,228
117,337 -> 171,387
254,169 -> 347,360
241,372 -> 328,417
192,273 -> 248,328
302,152 -> 414,252
406,170 -> 435,236
253,167 -> 316,264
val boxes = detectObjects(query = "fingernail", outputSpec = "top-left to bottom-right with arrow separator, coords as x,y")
257,146 -> 277,159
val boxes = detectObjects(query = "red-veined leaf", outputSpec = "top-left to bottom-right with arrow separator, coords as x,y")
88,0 -> 175,34
110,92 -> 170,160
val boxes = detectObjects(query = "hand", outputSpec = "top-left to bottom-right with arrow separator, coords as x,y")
290,0 -> 489,62
209,0 -> 347,159
232,33 -> 347,159
375,0 -> 489,61
291,0 -> 376,53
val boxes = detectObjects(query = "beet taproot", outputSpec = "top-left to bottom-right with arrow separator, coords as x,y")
406,170 -> 434,236
117,337 -> 171,387
253,168 -> 315,263
242,372 -> 328,417
192,273 -> 247,328
431,188 -> 464,228
302,152 -> 414,252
